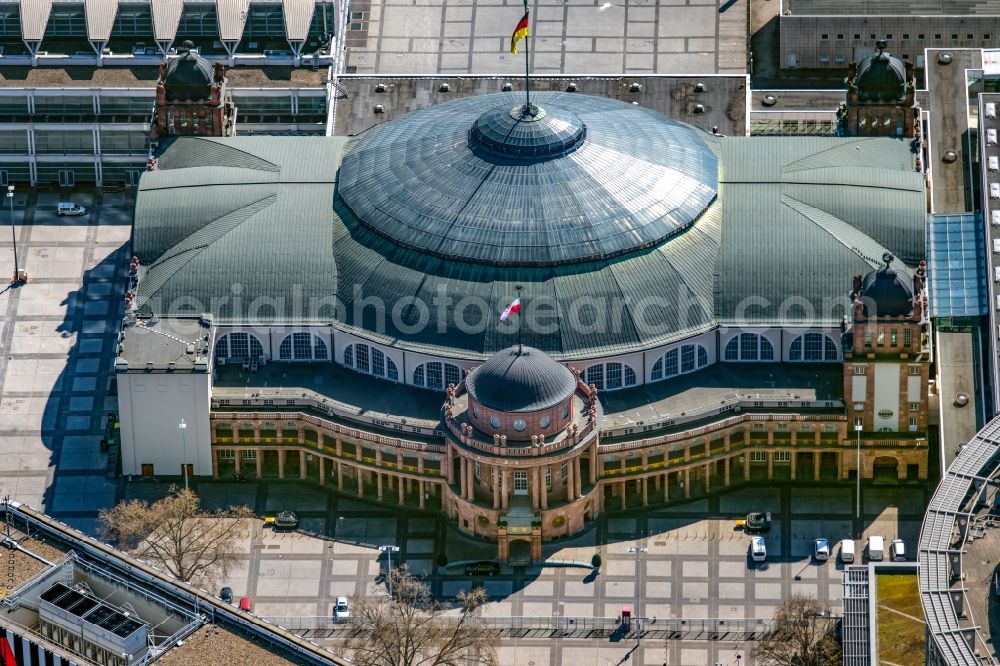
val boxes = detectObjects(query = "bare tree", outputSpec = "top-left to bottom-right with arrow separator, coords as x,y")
753,594 -> 842,666
98,486 -> 252,587
344,566 -> 499,666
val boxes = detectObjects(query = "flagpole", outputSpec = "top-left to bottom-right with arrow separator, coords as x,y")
516,284 -> 524,353
523,0 -> 531,114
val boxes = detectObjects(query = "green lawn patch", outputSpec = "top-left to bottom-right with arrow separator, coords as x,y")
876,572 -> 925,666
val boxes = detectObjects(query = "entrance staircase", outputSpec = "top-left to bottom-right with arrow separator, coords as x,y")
502,495 -> 537,565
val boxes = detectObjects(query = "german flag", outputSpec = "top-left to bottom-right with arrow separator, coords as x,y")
510,11 -> 529,54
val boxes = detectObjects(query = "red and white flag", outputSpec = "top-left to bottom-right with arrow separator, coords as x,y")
500,297 -> 522,321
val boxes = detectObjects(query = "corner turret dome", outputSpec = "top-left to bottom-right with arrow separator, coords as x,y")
164,40 -> 214,101
855,43 -> 907,103
859,253 -> 914,317
465,346 -> 577,413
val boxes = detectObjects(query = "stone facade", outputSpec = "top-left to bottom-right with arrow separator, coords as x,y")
206,402 -> 929,562
150,54 -> 235,141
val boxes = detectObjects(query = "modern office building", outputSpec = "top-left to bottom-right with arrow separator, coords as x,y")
779,0 -> 1000,71
0,0 -> 335,188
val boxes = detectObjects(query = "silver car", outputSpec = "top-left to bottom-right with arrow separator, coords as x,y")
814,538 -> 830,561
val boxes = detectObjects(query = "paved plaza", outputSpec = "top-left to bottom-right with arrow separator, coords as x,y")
123,477 -> 930,666
344,0 -> 748,75
0,188 -> 129,528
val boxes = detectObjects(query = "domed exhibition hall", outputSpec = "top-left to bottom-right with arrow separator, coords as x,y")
132,90 -> 925,385
119,78 -> 930,553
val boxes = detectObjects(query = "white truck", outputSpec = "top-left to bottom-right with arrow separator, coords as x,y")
868,535 -> 884,561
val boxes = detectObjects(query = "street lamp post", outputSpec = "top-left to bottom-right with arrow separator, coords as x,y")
854,422 -> 863,532
379,545 -> 400,596
628,543 -> 648,647
6,185 -> 17,284
179,419 -> 189,490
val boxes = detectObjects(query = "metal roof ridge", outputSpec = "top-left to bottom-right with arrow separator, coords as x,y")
19,0 -> 53,42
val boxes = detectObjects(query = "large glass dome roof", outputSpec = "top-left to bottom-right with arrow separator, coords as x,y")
338,92 -> 719,267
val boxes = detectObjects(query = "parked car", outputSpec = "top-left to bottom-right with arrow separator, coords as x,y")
272,510 -> 299,529
333,596 -> 350,621
750,536 -> 767,562
219,586 -> 233,603
57,202 -> 86,216
868,535 -> 884,561
738,512 -> 772,533
464,560 -> 500,576
239,596 -> 252,612
813,538 -> 830,561
840,539 -> 856,564
890,539 -> 906,562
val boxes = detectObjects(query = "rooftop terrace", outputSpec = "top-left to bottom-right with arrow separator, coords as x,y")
212,360 -> 846,442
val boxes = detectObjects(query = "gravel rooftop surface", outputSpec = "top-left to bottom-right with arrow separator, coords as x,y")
0,66 -> 325,88
157,623 -> 310,665
0,527 -> 66,597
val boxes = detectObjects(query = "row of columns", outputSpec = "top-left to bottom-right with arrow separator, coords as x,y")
451,446 -> 592,512
220,422 -> 437,476
218,446 -> 439,510
607,449 -> 844,509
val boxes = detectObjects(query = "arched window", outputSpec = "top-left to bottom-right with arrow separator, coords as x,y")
788,332 -> 839,361
723,333 -> 774,361
583,362 -> 638,391
214,332 -> 264,362
342,343 -> 399,380
412,361 -> 463,390
649,344 -> 709,383
278,332 -> 329,361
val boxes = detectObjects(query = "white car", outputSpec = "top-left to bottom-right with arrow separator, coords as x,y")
890,539 -> 906,561
813,538 -> 830,561
750,536 -> 767,562
57,202 -> 86,216
333,596 -> 350,622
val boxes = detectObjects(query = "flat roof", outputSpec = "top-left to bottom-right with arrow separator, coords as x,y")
600,362 -> 843,432
750,89 -> 843,112
157,623 -> 304,666
925,48 -> 980,214
0,65 -> 325,89
213,361 -> 445,432
334,75 -> 749,139
784,0 -> 1000,15
118,317 -> 212,372
935,331 -> 981,472
0,517 -> 64,595
213,359 -> 845,436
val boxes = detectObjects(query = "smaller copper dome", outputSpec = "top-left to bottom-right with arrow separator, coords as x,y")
164,41 -> 214,101
855,44 -> 907,103
466,346 -> 577,413
859,253 -> 914,317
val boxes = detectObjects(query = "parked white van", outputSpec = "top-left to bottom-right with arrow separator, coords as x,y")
993,210 -> 1000,226
991,182 -> 1000,199
868,535 -> 884,561
993,239 -> 1000,254
990,156 -> 999,171
989,128 -> 998,145
988,102 -> 998,118
840,539 -> 856,564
